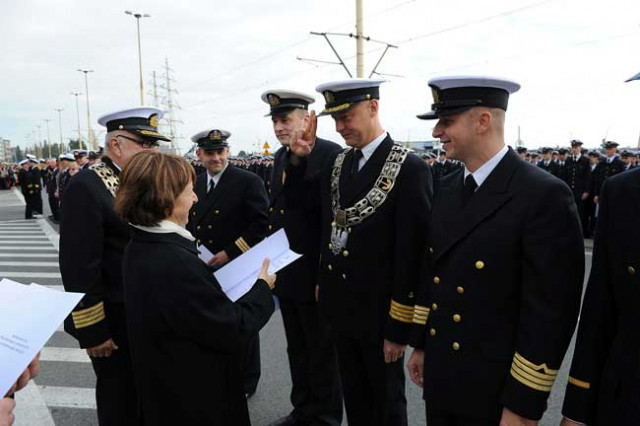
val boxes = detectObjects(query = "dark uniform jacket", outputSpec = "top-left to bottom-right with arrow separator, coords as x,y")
18,168 -> 40,197
538,159 -> 562,178
268,139 -> 341,301
123,228 -> 274,426
565,155 -> 592,197
593,156 -> 625,197
411,149 -> 584,420
286,135 -> 432,343
187,164 -> 269,261
562,168 -> 640,425
59,157 -> 129,348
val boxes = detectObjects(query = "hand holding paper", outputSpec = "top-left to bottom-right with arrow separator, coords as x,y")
213,229 -> 301,301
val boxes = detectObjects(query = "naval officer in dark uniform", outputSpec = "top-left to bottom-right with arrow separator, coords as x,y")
186,128 -> 269,397
261,89 -> 343,426
593,141 -> 625,205
560,161 -> 640,425
287,78 -> 433,426
565,139 -> 592,235
59,106 -> 170,426
407,76 -> 585,425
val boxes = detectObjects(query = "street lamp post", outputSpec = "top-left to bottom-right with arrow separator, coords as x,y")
44,119 -> 52,157
70,92 -> 83,150
77,69 -> 94,150
125,10 -> 150,105
55,108 -> 64,153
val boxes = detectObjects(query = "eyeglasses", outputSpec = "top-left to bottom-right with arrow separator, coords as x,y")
116,134 -> 159,149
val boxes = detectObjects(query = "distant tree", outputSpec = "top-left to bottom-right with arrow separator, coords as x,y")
238,150 -> 248,157
15,145 -> 23,161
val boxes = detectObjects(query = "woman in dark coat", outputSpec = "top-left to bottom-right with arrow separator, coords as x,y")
115,151 -> 275,426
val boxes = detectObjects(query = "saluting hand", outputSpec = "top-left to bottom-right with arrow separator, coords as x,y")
258,258 -> 277,290
289,111 -> 317,161
86,339 -> 118,358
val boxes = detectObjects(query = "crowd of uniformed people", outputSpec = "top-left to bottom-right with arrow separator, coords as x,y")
2,73 -> 639,426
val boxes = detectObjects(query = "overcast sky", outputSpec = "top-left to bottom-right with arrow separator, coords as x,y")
2,0 -> 640,155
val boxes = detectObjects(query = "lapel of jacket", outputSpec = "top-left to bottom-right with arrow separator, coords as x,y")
434,149 -> 520,263
340,136 -> 393,207
270,147 -> 287,205
193,166 -> 232,226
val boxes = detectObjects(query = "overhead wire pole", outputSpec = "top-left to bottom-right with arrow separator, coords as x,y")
70,92 -> 83,150
55,108 -> 64,153
77,69 -> 94,150
356,0 -> 364,78
125,10 -> 150,105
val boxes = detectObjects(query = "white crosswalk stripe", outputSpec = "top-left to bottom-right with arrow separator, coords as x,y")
0,246 -> 57,251
40,347 -> 91,363
39,387 -> 97,410
0,240 -> 51,244
0,253 -> 58,258
0,261 -> 59,267
0,271 -> 62,278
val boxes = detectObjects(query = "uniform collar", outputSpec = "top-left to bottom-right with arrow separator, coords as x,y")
463,145 -> 508,189
207,163 -> 228,187
358,131 -> 388,163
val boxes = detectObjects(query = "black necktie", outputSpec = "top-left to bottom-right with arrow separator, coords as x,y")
350,149 -> 363,178
463,174 -> 477,205
208,179 -> 215,193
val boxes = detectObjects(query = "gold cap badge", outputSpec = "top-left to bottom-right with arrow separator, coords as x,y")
267,94 -> 281,106
149,114 -> 159,128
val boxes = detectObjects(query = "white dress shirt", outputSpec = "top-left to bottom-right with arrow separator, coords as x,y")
356,131 -> 388,171
207,164 -> 228,191
463,145 -> 509,190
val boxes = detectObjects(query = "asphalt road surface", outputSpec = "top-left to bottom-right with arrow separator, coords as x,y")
0,187 -> 591,425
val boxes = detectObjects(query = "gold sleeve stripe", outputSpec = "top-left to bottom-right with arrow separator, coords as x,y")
235,237 -> 251,253
511,363 -> 555,387
389,306 -> 414,319
514,352 -> 558,376
510,367 -> 553,392
73,310 -> 106,328
512,357 -> 557,381
390,300 -> 415,312
390,310 -> 414,323
568,376 -> 591,390
412,306 -> 430,325
72,301 -> 104,320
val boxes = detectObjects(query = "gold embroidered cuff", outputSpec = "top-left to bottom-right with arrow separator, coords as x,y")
568,376 -> 591,390
235,237 -> 251,253
509,352 -> 558,392
389,300 -> 415,324
412,305 -> 430,325
72,301 -> 106,329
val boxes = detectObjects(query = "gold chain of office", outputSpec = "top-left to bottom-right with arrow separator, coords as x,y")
90,162 -> 119,198
330,144 -> 410,229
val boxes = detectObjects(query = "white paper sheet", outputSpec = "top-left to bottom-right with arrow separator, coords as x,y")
214,229 -> 302,302
0,279 -> 84,397
197,244 -> 215,264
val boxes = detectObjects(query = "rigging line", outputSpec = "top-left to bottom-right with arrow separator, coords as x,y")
395,0 -> 558,45
182,0 -> 418,90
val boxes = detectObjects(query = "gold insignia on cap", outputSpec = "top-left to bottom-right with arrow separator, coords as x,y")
323,91 -> 335,104
149,114 -> 159,128
431,87 -> 440,104
209,130 -> 222,141
267,94 -> 281,106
